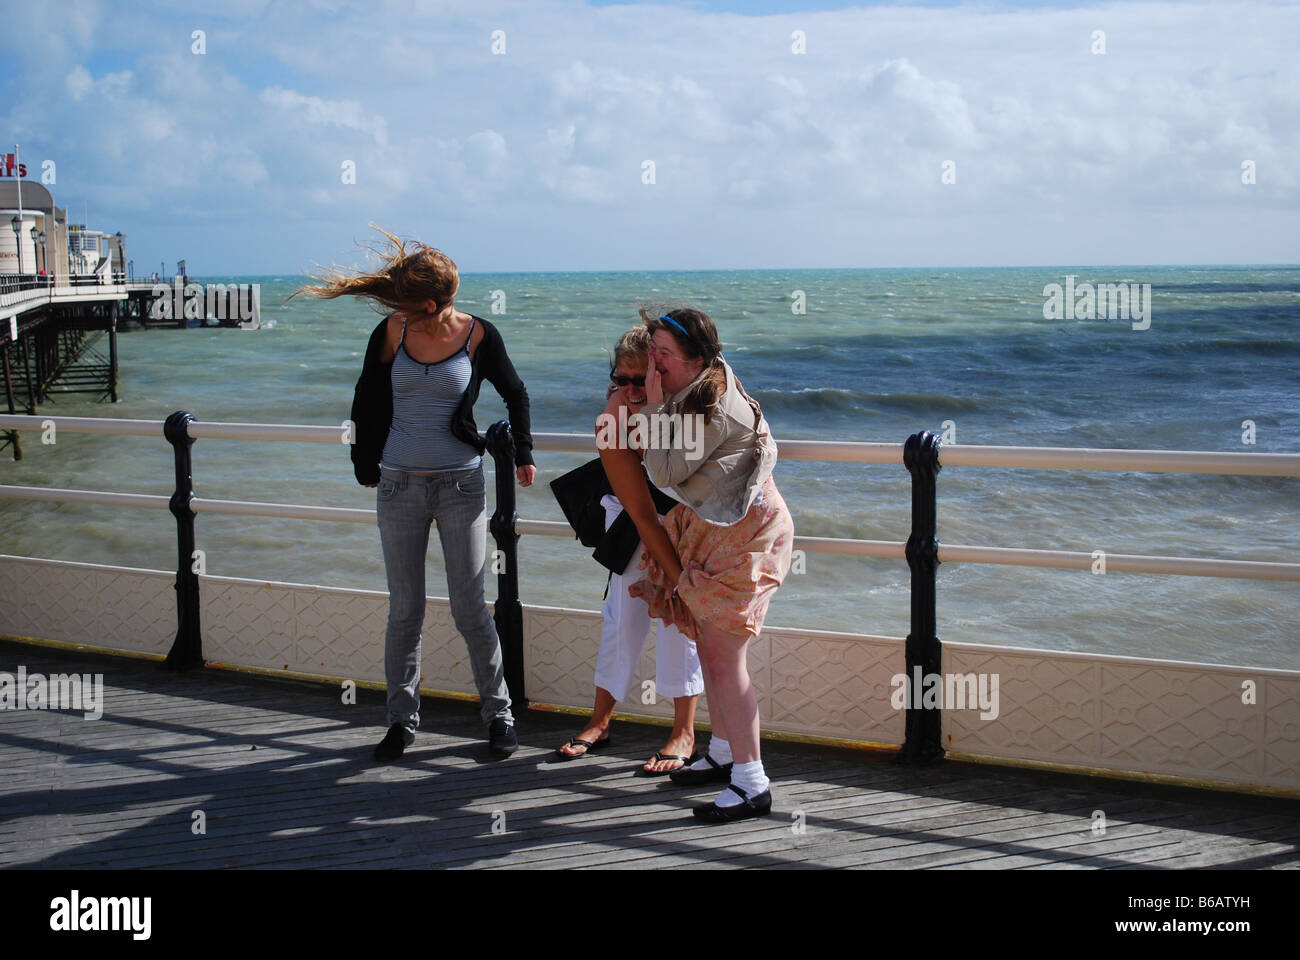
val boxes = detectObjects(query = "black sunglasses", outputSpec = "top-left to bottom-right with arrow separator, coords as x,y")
610,373 -> 647,387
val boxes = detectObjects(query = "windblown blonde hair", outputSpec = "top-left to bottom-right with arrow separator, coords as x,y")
291,224 -> 459,313
611,326 -> 652,371
606,327 -> 652,396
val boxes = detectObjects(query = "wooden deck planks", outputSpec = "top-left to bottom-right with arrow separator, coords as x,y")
1,640 -> 1297,870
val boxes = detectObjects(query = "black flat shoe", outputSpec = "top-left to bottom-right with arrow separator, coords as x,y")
668,754 -> 733,785
488,718 -> 518,758
374,723 -> 413,762
692,785 -> 772,823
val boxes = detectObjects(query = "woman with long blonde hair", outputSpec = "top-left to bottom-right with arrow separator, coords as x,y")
296,228 -> 536,761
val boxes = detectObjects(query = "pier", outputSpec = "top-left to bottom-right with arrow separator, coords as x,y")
2,637 -> 1296,869
1,409 -> 1298,869
1,175 -> 237,461
0,276 -> 254,460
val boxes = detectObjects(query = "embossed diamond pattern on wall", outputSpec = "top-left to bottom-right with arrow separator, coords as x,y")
946,649 -> 1099,762
0,556 -> 174,655
766,627 -> 902,743
944,642 -> 1300,792
525,607 -> 604,706
1100,665 -> 1257,776
201,576 -> 476,694
202,577 -> 296,670
1263,677 -> 1300,778
294,589 -> 387,683
4,556 -> 1296,792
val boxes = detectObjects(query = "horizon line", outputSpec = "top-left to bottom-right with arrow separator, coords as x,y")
174,262 -> 1300,279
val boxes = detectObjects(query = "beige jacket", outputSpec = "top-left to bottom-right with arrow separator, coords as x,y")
640,359 -> 778,525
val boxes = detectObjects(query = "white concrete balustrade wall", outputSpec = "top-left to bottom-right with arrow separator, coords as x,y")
1,553 -> 1297,794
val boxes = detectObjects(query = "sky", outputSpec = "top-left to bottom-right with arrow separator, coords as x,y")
1,0 -> 1297,275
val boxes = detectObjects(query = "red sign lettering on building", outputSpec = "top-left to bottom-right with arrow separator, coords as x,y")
2,154 -> 29,178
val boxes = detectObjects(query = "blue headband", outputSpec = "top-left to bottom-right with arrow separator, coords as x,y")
659,314 -> 693,341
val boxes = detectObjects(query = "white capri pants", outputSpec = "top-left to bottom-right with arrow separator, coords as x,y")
594,495 -> 705,702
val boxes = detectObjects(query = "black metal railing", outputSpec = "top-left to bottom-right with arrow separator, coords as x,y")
5,410 -> 1298,767
146,413 -> 945,757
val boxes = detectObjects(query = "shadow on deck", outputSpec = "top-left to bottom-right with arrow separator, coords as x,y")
1,639 -> 1297,870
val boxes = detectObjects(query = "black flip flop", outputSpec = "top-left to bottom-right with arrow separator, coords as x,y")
638,750 -> 699,777
553,735 -> 611,761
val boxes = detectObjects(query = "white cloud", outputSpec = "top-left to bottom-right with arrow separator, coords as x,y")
6,0 -> 1297,270
65,65 -> 93,101
259,87 -> 389,146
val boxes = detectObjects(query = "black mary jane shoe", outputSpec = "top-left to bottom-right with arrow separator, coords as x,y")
668,753 -> 733,786
692,784 -> 773,823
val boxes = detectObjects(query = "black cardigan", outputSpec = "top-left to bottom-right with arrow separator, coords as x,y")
349,314 -> 535,485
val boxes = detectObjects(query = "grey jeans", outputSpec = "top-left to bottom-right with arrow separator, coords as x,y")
376,463 -> 513,730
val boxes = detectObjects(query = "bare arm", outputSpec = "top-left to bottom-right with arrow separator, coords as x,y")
597,392 -> 682,584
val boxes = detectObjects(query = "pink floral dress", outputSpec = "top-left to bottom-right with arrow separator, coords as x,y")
628,477 -> 794,642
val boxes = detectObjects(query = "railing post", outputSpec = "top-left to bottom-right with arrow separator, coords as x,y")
485,419 -> 526,707
162,410 -> 203,670
897,430 -> 945,764
19,334 -> 36,414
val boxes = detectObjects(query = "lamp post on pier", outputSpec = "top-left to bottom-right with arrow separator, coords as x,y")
9,216 -> 21,277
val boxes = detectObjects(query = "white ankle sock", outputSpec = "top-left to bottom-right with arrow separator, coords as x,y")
715,760 -> 769,807
690,736 -> 732,770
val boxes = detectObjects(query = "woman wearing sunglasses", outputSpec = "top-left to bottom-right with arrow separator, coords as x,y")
556,327 -> 704,774
598,307 -> 793,823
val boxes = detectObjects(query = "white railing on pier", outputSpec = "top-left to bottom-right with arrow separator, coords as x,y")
3,412 -> 1300,795
2,415 -> 1298,582
1,279 -> 130,321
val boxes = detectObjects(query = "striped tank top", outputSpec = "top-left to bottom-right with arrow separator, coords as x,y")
380,315 -> 482,473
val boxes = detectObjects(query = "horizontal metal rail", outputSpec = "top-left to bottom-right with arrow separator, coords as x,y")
187,422 -> 346,443
939,444 -> 1300,475
0,415 -> 163,437
0,484 -> 169,511
535,431 -> 905,464
6,416 -> 1300,475
937,544 -> 1300,582
2,482 -> 1295,580
2,415 -> 1298,581
190,497 -> 373,524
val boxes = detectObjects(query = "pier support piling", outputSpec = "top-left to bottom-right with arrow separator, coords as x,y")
1,344 -> 19,460
108,313 -> 118,402
19,336 -> 36,414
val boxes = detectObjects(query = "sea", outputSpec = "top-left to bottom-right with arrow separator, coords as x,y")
2,265 -> 1297,670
